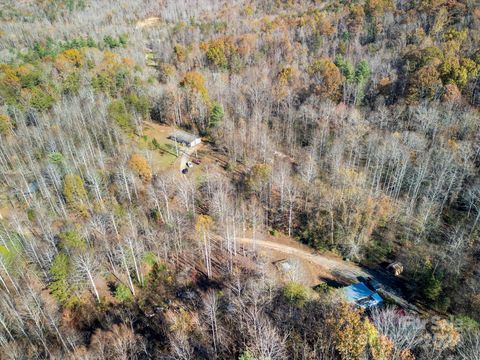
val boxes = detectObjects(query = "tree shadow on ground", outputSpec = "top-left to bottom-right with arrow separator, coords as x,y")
317,277 -> 348,288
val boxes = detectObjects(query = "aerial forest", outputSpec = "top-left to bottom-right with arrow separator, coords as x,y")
0,0 -> 480,359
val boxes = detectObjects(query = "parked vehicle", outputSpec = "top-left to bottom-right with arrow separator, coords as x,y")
192,159 -> 201,165
186,161 -> 193,167
182,168 -> 188,174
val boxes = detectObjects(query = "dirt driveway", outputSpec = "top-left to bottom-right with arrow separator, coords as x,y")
238,237 -> 366,280
179,146 -> 199,171
238,236 -> 419,312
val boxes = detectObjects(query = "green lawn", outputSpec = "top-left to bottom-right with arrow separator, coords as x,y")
138,123 -> 180,172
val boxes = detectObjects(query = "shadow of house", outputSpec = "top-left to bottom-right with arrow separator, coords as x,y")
317,277 -> 347,289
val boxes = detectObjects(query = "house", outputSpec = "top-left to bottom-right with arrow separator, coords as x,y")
169,130 -> 201,147
343,282 -> 384,310
24,181 -> 39,195
12,180 -> 39,200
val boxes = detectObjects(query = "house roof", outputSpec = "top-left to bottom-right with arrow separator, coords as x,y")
15,181 -> 39,195
343,282 -> 383,309
344,282 -> 373,302
169,130 -> 200,144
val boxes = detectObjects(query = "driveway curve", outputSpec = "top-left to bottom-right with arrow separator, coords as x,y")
237,237 -> 419,312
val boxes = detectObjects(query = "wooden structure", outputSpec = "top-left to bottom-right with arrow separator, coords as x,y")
387,261 -> 404,276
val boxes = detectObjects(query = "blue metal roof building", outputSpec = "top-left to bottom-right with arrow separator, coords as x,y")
343,282 -> 384,309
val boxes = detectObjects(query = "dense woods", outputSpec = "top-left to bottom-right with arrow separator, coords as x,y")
1,0 -> 480,358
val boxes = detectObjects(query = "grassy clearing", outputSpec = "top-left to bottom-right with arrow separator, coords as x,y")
138,122 -> 179,171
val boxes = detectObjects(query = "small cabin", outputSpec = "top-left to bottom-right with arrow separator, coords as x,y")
387,262 -> 404,276
169,130 -> 201,147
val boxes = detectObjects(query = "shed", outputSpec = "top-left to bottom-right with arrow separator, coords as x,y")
343,282 -> 384,309
387,262 -> 404,276
273,259 -> 293,273
169,130 -> 201,147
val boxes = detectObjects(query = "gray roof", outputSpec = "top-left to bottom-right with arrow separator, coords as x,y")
169,130 -> 200,144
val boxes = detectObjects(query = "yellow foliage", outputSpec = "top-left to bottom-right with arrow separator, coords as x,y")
447,138 -> 459,151
168,308 -> 198,334
0,114 -> 11,134
158,63 -> 176,82
128,154 -> 152,182
398,349 -> 416,360
0,64 -> 21,87
462,58 -> 480,78
443,28 -> 467,44
244,4 -> 254,16
174,44 -> 187,63
99,51 -> 121,71
429,319 -> 460,351
16,64 -> 33,77
274,66 -> 299,99
348,5 -> 365,33
292,10 -> 335,36
329,303 -> 369,360
430,7 -> 448,36
58,49 -> 84,68
365,0 -> 394,17
277,66 -> 295,85
439,56 -> 468,87
308,58 -> 343,99
196,214 -> 213,233
260,16 -> 282,33
365,320 -> 394,360
180,71 -> 210,103
408,64 -> 442,101
63,173 -> 88,216
201,37 -> 237,69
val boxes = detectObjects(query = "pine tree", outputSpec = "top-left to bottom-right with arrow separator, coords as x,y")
209,101 -> 224,128
50,253 -> 78,307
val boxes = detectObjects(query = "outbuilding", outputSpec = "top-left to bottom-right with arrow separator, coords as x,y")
387,261 -> 404,276
169,130 -> 201,147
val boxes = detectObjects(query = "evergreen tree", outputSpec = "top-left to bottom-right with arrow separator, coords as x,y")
209,101 -> 224,128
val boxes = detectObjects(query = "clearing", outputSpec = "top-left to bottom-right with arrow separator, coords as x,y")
136,16 -> 162,29
139,122 -> 212,180
138,122 -> 178,171
238,234 -> 419,313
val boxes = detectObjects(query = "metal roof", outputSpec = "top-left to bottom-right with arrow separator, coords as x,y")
343,282 -> 383,309
169,130 -> 199,144
344,283 -> 372,301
